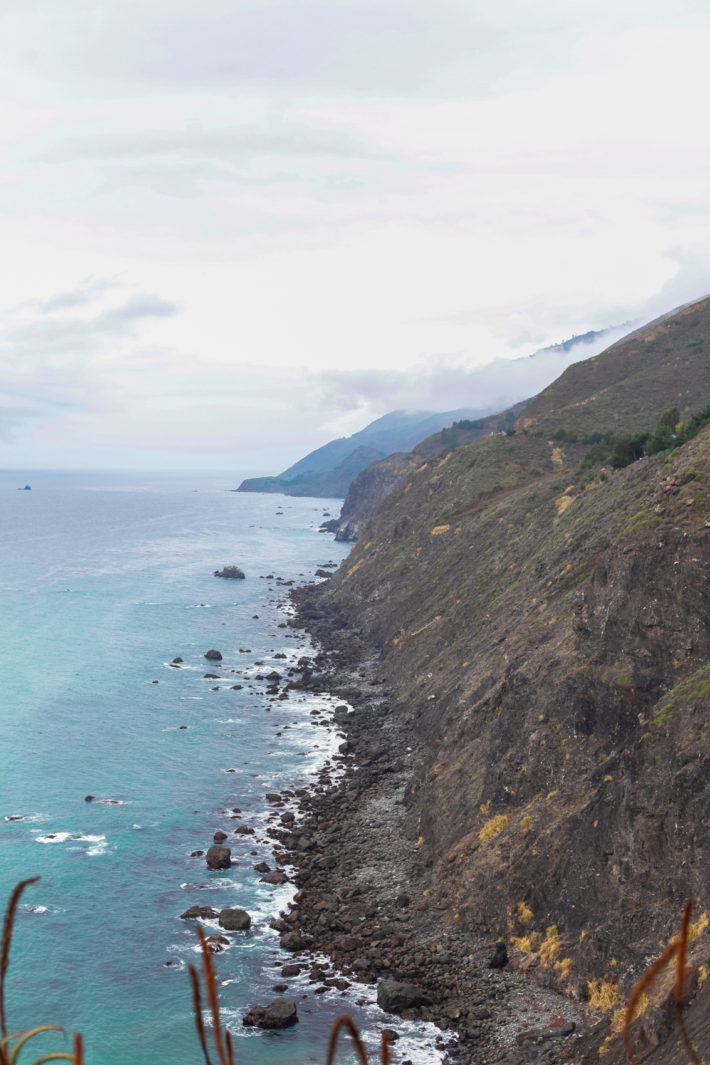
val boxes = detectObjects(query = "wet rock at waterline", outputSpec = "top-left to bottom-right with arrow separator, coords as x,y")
260,869 -> 288,885
280,930 -> 306,951
206,933 -> 230,954
376,980 -> 432,1014
180,905 -> 220,920
242,998 -> 299,1029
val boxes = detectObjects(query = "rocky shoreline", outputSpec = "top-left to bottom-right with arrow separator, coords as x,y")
257,588 -> 600,1065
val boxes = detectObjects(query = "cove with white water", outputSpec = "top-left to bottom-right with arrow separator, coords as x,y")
0,470 -> 443,1065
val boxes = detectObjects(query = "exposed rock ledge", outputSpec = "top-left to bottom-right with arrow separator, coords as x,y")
320,452 -> 419,541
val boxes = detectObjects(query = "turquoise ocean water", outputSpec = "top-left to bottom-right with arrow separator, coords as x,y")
0,471 -> 439,1065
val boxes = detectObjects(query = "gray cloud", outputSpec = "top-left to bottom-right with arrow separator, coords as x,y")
315,325 -> 638,416
8,0 -> 704,105
0,294 -> 181,443
94,296 -> 179,334
40,0 -> 495,97
25,279 -> 120,315
42,124 -> 383,165
6,295 -> 178,354
37,290 -> 92,313
0,403 -> 48,442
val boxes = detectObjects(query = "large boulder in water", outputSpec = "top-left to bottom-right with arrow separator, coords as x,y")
377,980 -> 432,1014
218,907 -> 251,931
205,844 -> 231,869
204,649 -> 223,661
214,566 -> 245,579
260,870 -> 288,885
242,998 -> 298,1029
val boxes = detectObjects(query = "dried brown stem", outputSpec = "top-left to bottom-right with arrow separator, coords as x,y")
624,940 -> 680,1065
73,1032 -> 85,1065
0,876 -> 40,1039
196,926 -> 228,1065
675,901 -> 701,1065
189,963 -> 213,1065
326,1015 -> 370,1065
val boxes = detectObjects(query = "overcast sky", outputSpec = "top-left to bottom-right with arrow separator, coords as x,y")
2,0 -> 710,472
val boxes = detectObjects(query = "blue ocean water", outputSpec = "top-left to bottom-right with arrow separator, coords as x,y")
0,471 -> 439,1065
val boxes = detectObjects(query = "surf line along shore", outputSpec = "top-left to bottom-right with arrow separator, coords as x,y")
270,582 -> 592,1065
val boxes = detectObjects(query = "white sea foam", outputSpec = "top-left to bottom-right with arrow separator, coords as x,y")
34,831 -> 108,855
179,880 -> 239,891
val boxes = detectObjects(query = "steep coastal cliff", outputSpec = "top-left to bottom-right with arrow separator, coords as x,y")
324,401 -> 530,541
294,295 -> 710,1062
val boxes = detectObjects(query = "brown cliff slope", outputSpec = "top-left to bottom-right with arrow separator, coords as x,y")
306,301 -> 710,1024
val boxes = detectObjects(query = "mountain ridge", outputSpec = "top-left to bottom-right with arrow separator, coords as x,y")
237,323 -> 630,499
236,407 -> 490,497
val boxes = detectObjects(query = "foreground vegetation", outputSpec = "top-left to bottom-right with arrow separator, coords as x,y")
0,879 -> 390,1065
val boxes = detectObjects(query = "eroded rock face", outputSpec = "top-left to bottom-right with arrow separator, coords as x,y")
242,998 -> 298,1029
322,452 -> 420,542
214,566 -> 245,579
205,844 -> 231,869
218,907 -> 251,931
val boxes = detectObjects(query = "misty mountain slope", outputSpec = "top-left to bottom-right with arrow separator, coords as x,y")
237,324 -> 629,500
323,400 -> 530,540
236,407 -> 489,497
413,398 -> 528,458
238,445 -> 387,498
518,294 -> 710,435
322,303 -> 709,538
281,408 -> 487,477
299,298 -> 710,1054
